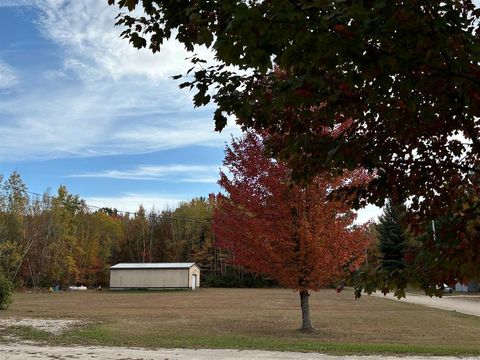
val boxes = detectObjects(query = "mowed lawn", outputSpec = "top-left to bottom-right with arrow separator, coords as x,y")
3,288 -> 480,355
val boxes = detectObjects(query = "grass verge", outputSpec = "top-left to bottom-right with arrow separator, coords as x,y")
2,288 -> 480,356
2,323 -> 480,356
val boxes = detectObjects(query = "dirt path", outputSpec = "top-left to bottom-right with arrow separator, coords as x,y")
1,344 -> 480,360
373,293 -> 480,317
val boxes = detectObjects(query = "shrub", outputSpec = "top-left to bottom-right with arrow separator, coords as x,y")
202,267 -> 278,288
0,273 -> 12,310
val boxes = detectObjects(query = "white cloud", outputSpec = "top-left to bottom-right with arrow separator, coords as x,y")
84,193 -> 184,214
0,61 -> 18,89
0,79 -> 238,161
111,118 -> 238,153
69,164 -> 221,183
0,84 -> 123,160
181,176 -> 219,184
0,0 -> 239,162
36,0 -> 213,82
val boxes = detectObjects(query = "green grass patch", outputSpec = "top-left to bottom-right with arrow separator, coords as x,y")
0,325 -> 51,342
3,288 -> 480,356
4,323 -> 474,356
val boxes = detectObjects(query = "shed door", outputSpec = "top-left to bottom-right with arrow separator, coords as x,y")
191,274 -> 197,290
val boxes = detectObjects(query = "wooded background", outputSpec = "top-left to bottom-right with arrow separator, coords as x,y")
0,172 -> 269,289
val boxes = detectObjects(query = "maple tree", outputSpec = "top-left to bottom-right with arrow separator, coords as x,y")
108,0 -> 480,215
212,132 -> 369,330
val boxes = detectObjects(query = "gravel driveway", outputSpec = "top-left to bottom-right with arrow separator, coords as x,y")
1,344 -> 480,360
373,293 -> 480,317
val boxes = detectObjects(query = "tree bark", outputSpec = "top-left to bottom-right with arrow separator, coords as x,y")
299,290 -> 313,331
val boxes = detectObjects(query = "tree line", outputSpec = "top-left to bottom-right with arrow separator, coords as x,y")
0,171 -> 264,289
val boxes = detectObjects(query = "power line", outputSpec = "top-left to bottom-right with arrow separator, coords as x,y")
17,188 -> 212,224
24,189 -> 133,215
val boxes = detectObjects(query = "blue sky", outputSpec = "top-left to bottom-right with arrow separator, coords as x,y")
0,0 -> 380,221
0,0 -> 239,213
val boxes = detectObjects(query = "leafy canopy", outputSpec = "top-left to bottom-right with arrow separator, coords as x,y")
212,132 -> 370,292
108,0 -> 480,217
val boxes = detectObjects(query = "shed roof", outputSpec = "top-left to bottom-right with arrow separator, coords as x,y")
110,262 -> 197,270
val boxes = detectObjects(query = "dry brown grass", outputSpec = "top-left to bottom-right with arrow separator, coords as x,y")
3,288 -> 480,354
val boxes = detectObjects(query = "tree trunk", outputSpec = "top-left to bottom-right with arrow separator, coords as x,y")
299,290 -> 313,331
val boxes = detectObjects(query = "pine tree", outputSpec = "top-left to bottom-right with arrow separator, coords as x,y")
377,201 -> 407,273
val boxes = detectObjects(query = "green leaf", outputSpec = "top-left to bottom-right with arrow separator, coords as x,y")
214,109 -> 227,132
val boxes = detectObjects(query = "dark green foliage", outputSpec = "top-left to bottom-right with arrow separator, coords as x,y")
0,273 -> 12,310
203,267 -> 278,288
352,194 -> 480,298
377,202 -> 407,273
406,179 -> 480,292
351,201 -> 411,299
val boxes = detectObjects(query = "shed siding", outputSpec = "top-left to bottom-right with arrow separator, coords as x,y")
110,269 -> 189,288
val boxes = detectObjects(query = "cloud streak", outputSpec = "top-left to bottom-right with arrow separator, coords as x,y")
69,164 -> 221,183
0,61 -> 18,89
36,0 -> 213,82
84,193 -> 185,213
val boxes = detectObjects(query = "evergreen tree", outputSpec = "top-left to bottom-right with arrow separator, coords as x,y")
377,201 -> 407,273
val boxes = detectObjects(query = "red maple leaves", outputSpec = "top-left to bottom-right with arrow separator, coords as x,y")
212,132 -> 370,292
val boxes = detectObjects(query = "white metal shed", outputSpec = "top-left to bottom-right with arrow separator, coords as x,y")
109,263 -> 200,290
